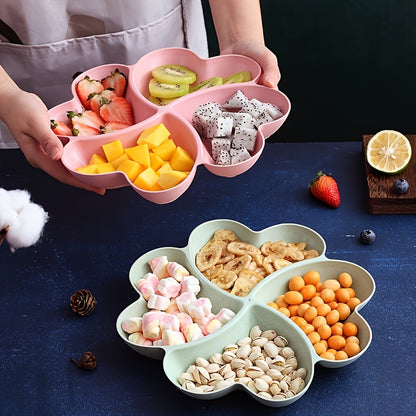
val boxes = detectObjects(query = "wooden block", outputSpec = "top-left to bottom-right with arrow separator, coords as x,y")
363,134 -> 416,214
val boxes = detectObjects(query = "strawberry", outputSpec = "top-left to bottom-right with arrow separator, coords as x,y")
50,119 -> 73,136
100,121 -> 131,134
67,110 -> 105,137
309,171 -> 341,208
88,89 -> 117,114
99,96 -> 134,125
76,76 -> 104,109
101,68 -> 127,97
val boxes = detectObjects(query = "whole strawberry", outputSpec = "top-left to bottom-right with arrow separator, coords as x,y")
309,171 -> 341,208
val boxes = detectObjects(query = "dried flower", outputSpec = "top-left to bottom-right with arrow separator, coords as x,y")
70,289 -> 97,316
71,351 -> 97,371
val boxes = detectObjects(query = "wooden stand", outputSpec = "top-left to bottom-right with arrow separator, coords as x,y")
363,134 -> 416,214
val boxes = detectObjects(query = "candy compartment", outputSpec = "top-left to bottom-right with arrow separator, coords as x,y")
163,302 -> 315,407
130,47 -> 262,104
116,247 -> 246,360
251,259 -> 375,368
61,112 -> 203,203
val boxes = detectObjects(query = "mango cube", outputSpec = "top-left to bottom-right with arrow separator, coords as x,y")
89,153 -> 107,165
157,170 -> 189,189
134,167 -> 162,191
96,163 -> 116,173
118,159 -> 143,182
170,146 -> 194,171
110,153 -> 130,169
137,123 -> 170,149
102,139 -> 124,162
156,162 -> 172,175
149,152 -> 164,171
152,138 -> 176,161
125,144 -> 150,168
75,164 -> 97,174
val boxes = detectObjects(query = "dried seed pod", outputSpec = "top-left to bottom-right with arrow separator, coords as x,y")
70,289 -> 97,316
71,351 -> 97,370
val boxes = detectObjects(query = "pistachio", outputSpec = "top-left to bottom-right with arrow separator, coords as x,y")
236,344 -> 251,359
261,329 -> 277,340
237,336 -> 252,346
254,378 -> 270,392
195,357 -> 210,368
249,325 -> 262,339
246,366 -> 265,379
258,391 -> 273,400
230,358 -> 246,369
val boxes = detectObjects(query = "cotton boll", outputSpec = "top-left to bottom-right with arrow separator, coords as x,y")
7,189 -> 31,212
0,189 -> 17,230
6,203 -> 49,250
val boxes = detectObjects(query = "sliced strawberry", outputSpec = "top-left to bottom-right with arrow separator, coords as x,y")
99,96 -> 134,125
100,121 -> 131,134
101,68 -> 127,97
88,89 -> 117,114
68,110 -> 105,137
76,76 -> 104,109
50,119 -> 73,136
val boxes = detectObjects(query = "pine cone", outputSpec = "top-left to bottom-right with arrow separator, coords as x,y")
70,289 -> 97,316
71,351 -> 97,371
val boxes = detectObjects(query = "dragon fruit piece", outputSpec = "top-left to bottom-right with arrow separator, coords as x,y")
253,111 -> 274,128
241,100 -> 263,118
192,102 -> 223,135
230,147 -> 251,164
233,112 -> 256,129
211,137 -> 232,160
205,116 -> 233,138
215,149 -> 231,165
263,102 -> 283,120
232,127 -> 257,152
222,90 -> 249,110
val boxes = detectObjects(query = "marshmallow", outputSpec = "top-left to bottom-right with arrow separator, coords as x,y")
148,256 -> 169,279
128,332 -> 153,346
180,275 -> 201,295
136,273 -> 159,300
166,261 -> 190,282
175,292 -> 197,314
147,294 -> 170,311
165,299 -> 179,315
177,312 -> 193,333
187,297 -> 212,320
215,307 -> 236,325
184,323 -> 204,342
157,277 -> 181,298
159,313 -> 180,332
204,318 -> 222,335
121,317 -> 142,334
161,329 -> 186,346
142,311 -> 163,340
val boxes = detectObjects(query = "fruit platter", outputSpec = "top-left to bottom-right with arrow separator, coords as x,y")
116,219 -> 375,407
48,48 -> 291,204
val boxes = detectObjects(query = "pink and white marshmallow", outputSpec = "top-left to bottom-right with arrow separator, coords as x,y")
180,275 -> 201,295
187,297 -> 212,320
147,293 -> 170,311
159,313 -> 180,332
166,261 -> 190,282
142,311 -> 163,340
175,292 -> 197,314
184,323 -> 204,342
215,307 -> 236,325
148,256 -> 169,279
128,332 -> 153,346
176,312 -> 194,333
160,329 -> 186,346
136,273 -> 159,300
121,317 -> 142,334
156,277 -> 181,298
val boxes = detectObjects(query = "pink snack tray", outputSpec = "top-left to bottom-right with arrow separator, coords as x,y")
48,48 -> 291,204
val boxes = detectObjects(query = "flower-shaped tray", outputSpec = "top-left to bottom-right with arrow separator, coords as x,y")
116,219 -> 375,407
48,48 -> 291,204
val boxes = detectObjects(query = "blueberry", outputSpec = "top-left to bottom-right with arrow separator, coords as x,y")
392,179 -> 409,194
359,229 -> 376,245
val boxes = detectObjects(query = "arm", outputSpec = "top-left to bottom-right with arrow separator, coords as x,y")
0,66 -> 104,194
208,0 -> 280,87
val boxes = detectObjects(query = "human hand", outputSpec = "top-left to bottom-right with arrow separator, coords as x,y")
220,40 -> 281,88
2,89 -> 105,195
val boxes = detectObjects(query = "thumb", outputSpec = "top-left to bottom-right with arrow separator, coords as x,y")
31,114 -> 64,161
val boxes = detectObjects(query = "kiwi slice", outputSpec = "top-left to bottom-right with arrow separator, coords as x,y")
149,78 -> 189,99
148,95 -> 177,106
152,65 -> 197,85
224,71 -> 251,84
189,76 -> 223,93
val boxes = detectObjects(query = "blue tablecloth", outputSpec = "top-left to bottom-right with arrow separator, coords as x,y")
1,142 -> 415,416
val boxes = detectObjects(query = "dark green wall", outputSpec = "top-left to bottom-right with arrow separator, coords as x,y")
202,1 -> 416,142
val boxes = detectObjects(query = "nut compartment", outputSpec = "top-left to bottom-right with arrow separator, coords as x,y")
116,219 -> 375,406
48,48 -> 291,203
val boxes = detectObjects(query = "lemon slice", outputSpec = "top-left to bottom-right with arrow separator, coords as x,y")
366,130 -> 412,174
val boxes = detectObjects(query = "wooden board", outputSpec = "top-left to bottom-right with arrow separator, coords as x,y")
363,134 -> 416,214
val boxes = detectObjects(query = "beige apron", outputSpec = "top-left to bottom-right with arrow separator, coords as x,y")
0,0 -> 208,148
